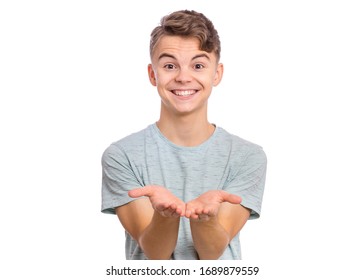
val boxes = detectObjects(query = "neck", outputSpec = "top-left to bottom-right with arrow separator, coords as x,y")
157,110 -> 215,147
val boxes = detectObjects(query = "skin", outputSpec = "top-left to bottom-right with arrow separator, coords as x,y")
116,35 -> 251,259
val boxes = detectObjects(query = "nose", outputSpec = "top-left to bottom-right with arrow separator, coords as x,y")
175,66 -> 192,83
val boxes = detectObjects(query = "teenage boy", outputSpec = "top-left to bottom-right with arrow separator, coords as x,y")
101,10 -> 267,260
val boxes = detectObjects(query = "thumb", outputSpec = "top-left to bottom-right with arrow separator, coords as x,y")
220,191 -> 242,204
128,186 -> 154,198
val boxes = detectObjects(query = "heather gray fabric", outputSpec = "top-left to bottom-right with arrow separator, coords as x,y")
101,123 -> 267,259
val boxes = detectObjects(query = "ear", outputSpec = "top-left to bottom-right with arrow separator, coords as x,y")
148,64 -> 157,86
213,63 -> 224,86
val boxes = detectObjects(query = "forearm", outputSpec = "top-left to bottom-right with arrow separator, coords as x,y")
139,211 -> 180,259
190,217 -> 230,260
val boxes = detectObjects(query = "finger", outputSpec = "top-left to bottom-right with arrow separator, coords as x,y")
168,202 -> 186,217
175,208 -> 183,216
128,186 -> 154,198
185,206 -> 196,218
202,208 -> 212,215
185,209 -> 191,218
194,208 -> 203,215
185,202 -> 192,218
161,206 -> 181,218
170,205 -> 185,218
189,207 -> 203,220
175,205 -> 185,217
198,214 -> 210,221
189,213 -> 200,220
155,202 -> 171,212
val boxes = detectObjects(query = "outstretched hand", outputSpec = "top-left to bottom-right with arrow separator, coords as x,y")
129,187 -> 242,221
129,185 -> 186,218
185,190 -> 242,221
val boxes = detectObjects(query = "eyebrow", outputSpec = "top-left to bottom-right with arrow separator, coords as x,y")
158,53 -> 211,61
158,53 -> 176,60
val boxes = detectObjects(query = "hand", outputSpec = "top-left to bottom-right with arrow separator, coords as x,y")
185,190 -> 242,221
129,185 -> 186,218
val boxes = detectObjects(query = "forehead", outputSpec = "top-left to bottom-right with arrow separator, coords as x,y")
152,35 -> 215,61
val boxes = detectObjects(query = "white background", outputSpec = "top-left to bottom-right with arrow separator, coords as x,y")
1,1 -> 363,279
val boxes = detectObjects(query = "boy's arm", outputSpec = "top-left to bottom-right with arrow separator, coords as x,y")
115,186 -> 185,260
186,190 -> 250,260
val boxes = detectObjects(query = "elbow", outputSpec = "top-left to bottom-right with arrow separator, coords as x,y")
198,235 -> 230,260
138,235 -> 174,260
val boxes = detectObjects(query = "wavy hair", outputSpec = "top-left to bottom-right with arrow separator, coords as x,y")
150,10 -> 221,61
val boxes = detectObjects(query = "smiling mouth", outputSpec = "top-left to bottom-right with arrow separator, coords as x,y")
172,90 -> 197,96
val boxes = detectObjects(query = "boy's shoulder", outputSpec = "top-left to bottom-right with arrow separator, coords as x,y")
102,125 -> 154,159
112,124 -> 153,148
216,127 -> 263,150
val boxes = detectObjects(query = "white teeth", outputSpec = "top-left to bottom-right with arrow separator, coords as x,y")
174,90 -> 195,96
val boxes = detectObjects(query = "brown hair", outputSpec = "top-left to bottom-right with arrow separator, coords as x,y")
150,10 -> 221,61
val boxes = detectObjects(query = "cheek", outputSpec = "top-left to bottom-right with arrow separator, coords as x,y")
202,76 -> 216,88
155,71 -> 173,86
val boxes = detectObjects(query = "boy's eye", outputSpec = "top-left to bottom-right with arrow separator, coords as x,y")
194,64 -> 204,70
164,64 -> 175,69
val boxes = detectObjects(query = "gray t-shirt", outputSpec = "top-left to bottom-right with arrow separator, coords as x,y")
101,123 -> 267,260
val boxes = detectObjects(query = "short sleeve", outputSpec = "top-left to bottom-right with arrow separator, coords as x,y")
101,143 -> 144,214
224,146 -> 267,219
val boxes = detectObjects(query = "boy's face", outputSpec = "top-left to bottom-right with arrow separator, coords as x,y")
148,36 -> 223,117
